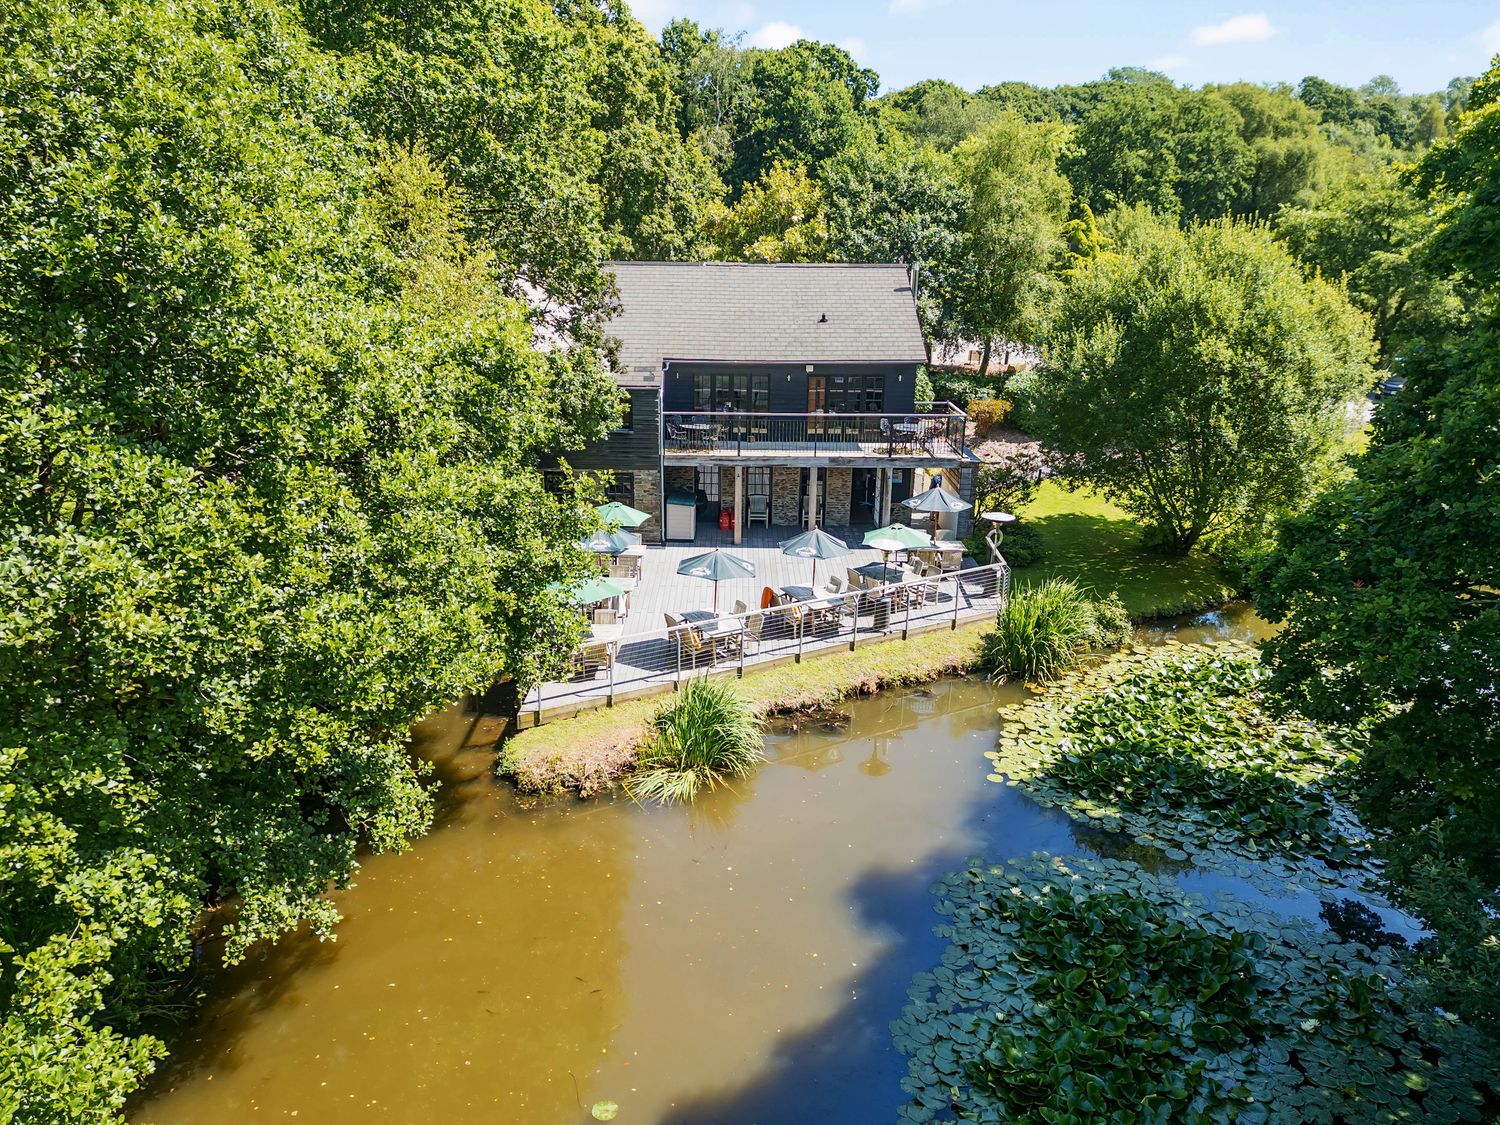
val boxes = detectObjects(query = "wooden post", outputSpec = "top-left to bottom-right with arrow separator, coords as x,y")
881,468 -> 893,527
734,464 -> 743,545
807,465 -> 819,528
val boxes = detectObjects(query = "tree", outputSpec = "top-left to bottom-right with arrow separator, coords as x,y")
702,161 -> 829,261
1255,62 -> 1500,889
1211,82 -> 1335,218
947,114 -> 1072,375
1277,167 -> 1463,356
558,1 -> 723,259
1035,213 -> 1375,554
824,139 -> 967,347
0,1 -> 612,1118
1061,80 -> 1184,218
881,78 -> 1000,150
728,39 -> 877,191
659,19 -> 753,172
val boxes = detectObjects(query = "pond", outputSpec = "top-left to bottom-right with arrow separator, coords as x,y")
135,606 -> 1408,1124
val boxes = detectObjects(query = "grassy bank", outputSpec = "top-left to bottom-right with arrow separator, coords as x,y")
499,621 -> 992,797
1010,481 -> 1239,618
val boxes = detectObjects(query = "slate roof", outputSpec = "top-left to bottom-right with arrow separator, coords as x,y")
605,261 -> 926,385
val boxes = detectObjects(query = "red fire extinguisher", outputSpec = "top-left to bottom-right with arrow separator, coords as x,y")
719,509 -> 732,531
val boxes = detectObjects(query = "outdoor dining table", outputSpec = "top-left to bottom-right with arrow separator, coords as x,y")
780,585 -> 843,629
854,562 -> 911,585
586,622 -> 624,648
679,423 -> 719,449
679,608 -> 738,637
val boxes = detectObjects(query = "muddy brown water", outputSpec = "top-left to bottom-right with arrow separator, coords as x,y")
136,606 -> 1405,1124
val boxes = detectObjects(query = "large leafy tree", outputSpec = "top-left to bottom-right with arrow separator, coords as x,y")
0,1 -> 609,1119
1035,212 -> 1374,554
1255,62 -> 1500,887
1277,166 -> 1463,356
728,39 -> 877,192
824,139 -> 967,348
947,114 -> 1072,375
702,161 -> 829,262
1211,82 -> 1336,219
1062,80 -> 1255,224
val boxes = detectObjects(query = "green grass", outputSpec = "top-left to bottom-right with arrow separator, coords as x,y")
499,621 -> 992,796
1010,481 -> 1239,619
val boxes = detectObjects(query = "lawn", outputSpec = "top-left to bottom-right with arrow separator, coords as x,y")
1010,481 -> 1240,618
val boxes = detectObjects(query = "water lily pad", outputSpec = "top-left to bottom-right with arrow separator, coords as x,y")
591,1100 -> 619,1120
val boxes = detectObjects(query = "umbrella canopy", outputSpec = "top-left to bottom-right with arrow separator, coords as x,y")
903,484 -> 972,514
779,527 -> 848,584
547,575 -> 627,606
579,527 -> 642,555
863,523 -> 930,550
595,500 -> 652,528
676,548 -> 756,611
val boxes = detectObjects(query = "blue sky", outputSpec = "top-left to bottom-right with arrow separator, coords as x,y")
630,0 -> 1500,95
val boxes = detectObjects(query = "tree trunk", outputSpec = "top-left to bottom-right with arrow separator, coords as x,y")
978,337 -> 992,378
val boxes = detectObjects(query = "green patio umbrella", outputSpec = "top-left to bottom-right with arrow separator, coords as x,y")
578,527 -> 642,555
547,575 -> 627,606
862,522 -> 930,574
862,523 -> 929,551
778,527 -> 849,585
676,548 -> 756,612
595,500 -> 652,528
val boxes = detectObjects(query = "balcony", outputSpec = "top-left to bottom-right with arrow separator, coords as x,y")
662,402 -> 968,462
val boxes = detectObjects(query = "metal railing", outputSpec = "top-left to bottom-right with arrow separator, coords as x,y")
662,401 -> 968,460
523,560 -> 1010,719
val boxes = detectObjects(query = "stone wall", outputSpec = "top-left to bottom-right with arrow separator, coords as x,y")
824,468 -> 852,526
664,465 -> 696,500
771,466 -> 802,527
633,469 -> 662,544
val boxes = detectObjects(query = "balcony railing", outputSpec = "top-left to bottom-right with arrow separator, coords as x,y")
663,401 -> 968,460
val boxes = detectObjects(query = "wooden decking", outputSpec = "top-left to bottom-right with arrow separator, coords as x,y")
521,531 -> 1008,724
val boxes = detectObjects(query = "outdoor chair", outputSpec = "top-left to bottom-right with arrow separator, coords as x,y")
666,421 -> 689,450
732,598 -> 749,616
935,529 -> 958,542
827,575 -> 844,593
747,494 -> 770,527
592,607 -> 618,625
744,612 -> 765,653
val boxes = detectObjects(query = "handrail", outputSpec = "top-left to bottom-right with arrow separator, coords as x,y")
664,404 -> 967,420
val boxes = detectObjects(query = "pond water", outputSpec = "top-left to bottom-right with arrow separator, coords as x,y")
135,606 -> 1406,1124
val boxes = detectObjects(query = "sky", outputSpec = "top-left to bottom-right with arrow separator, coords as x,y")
629,0 -> 1500,96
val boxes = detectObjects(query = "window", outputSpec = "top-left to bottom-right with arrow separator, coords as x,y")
542,470 -> 566,494
692,373 -> 769,413
612,391 -> 634,433
824,375 -> 884,414
604,472 -> 634,507
746,467 -> 770,498
696,465 -> 719,504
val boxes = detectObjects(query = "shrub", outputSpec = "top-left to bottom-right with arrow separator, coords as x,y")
967,519 -> 1043,568
979,578 -> 1128,681
893,856 -> 1498,1125
1000,369 -> 1044,433
929,370 -> 1007,408
966,397 -> 1012,431
974,444 -> 1048,515
626,678 -> 764,804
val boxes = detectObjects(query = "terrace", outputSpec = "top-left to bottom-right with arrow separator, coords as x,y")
522,530 -> 1009,723
663,402 -> 968,464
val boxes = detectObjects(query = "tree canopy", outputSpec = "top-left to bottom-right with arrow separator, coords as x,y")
1034,212 -> 1375,554
1256,61 -> 1500,890
0,0 -> 614,1118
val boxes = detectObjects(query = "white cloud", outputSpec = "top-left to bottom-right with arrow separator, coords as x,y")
1481,18 -> 1500,56
840,36 -> 868,60
1150,54 -> 1191,71
1190,13 -> 1276,47
750,19 -> 803,48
